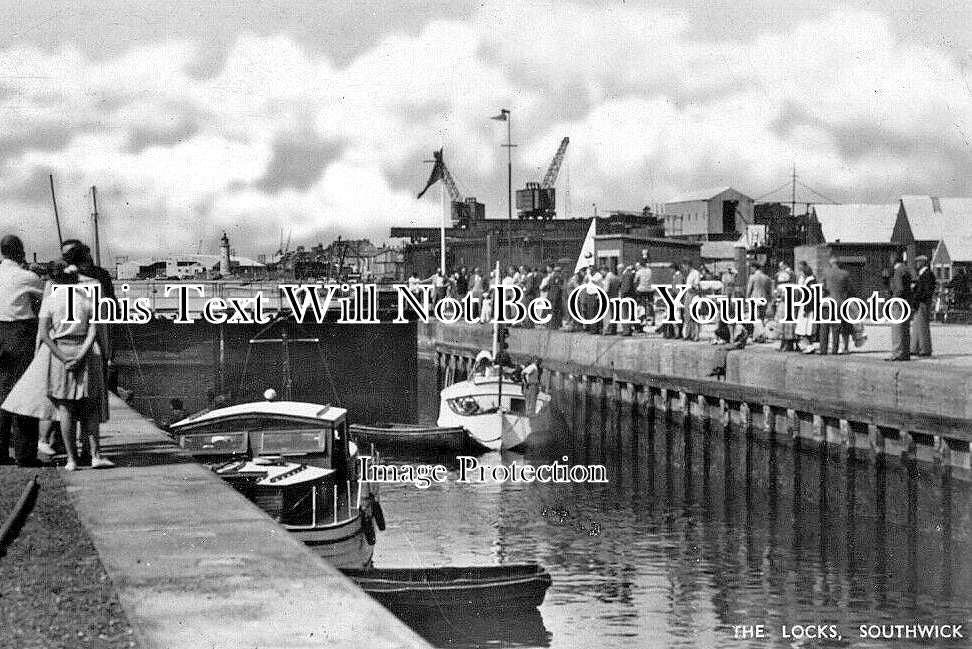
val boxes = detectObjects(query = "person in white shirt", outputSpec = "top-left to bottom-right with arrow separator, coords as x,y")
521,358 -> 542,414
539,265 -> 553,302
425,270 -> 446,304
634,261 -> 654,329
407,272 -> 422,295
0,235 -> 44,465
3,263 -> 113,470
681,259 -> 702,341
469,268 -> 485,299
583,266 -> 603,333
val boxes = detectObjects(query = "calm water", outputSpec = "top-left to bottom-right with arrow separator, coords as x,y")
371,361 -> 972,648
119,331 -> 972,648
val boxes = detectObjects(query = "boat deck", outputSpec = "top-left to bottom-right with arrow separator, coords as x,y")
62,394 -> 429,649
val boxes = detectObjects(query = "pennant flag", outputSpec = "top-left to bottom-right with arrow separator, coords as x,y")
574,217 -> 597,274
416,149 -> 445,199
491,109 -> 509,121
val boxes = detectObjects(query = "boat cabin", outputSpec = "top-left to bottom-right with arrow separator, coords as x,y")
170,401 -> 350,468
440,377 -> 529,417
214,458 -> 360,530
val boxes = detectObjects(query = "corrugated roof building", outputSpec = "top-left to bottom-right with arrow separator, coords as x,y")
899,195 -> 972,263
662,187 -> 754,241
810,203 -> 912,244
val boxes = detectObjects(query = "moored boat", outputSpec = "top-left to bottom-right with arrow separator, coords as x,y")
437,373 -> 551,451
340,564 -> 552,613
435,262 -> 552,451
349,422 -> 470,452
171,399 -> 383,568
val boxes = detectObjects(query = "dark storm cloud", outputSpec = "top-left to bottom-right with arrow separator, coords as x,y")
253,138 -> 344,193
6,165 -> 58,204
126,108 -> 205,153
1,2 -> 971,260
0,128 -> 75,165
0,0 -> 481,64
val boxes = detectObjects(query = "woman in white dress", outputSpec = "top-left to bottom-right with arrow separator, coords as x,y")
3,264 -> 112,470
794,261 -> 817,353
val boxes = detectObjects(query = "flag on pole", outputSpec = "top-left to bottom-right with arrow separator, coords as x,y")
416,149 -> 445,199
491,109 -> 509,121
574,217 -> 597,274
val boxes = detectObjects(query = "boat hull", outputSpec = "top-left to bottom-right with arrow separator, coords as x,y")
437,379 -> 551,451
292,513 -> 374,569
350,423 -> 470,452
341,564 -> 552,612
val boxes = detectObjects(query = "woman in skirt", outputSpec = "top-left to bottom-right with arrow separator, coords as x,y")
794,261 -> 818,353
3,264 -> 112,470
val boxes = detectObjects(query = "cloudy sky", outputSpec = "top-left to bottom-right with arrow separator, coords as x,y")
1,0 -> 971,262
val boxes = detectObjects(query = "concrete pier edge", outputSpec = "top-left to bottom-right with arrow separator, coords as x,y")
63,394 -> 430,649
421,321 -> 972,476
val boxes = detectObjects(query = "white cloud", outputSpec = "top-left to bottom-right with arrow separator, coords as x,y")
0,5 -> 971,261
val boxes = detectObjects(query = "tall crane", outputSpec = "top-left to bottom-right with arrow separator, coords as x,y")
416,148 -> 483,229
516,136 -> 569,219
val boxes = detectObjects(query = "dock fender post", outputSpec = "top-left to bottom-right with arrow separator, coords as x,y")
361,510 -> 377,545
697,395 -> 709,424
372,498 -> 386,531
718,398 -> 730,430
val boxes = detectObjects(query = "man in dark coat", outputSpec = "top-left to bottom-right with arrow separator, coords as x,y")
521,267 -> 539,328
601,264 -> 621,335
820,257 -> 853,355
886,257 -> 913,361
618,264 -> 636,335
947,266 -> 968,310
546,267 -> 564,330
910,255 -> 935,357
455,267 -> 468,297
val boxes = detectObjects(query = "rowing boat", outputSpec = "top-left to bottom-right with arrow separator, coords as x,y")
349,423 -> 471,452
340,564 -> 552,612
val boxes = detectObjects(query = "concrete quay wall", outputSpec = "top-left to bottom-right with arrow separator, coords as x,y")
419,322 -> 972,474
68,394 -> 430,649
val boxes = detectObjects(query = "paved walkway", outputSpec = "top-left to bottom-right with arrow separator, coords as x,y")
64,394 -> 428,649
742,322 -> 972,368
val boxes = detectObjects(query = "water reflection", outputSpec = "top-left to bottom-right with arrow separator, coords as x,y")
118,344 -> 972,649
402,607 -> 551,648
370,361 -> 972,648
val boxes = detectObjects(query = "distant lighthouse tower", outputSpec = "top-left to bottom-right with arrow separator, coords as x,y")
219,232 -> 232,276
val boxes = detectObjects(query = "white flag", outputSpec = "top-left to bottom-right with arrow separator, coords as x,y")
574,218 -> 597,274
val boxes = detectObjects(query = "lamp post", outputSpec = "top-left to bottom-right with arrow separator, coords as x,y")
492,108 -> 516,261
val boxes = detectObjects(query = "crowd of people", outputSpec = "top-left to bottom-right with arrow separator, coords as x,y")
2,237 -> 950,469
406,251 -> 945,361
405,254 -> 806,348
0,235 -> 114,469
409,258 -> 657,333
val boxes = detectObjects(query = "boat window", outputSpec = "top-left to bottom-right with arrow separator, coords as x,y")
448,395 -> 500,415
449,396 -> 481,415
180,432 -> 247,453
509,398 -> 525,415
261,428 -> 328,454
188,420 -> 245,434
